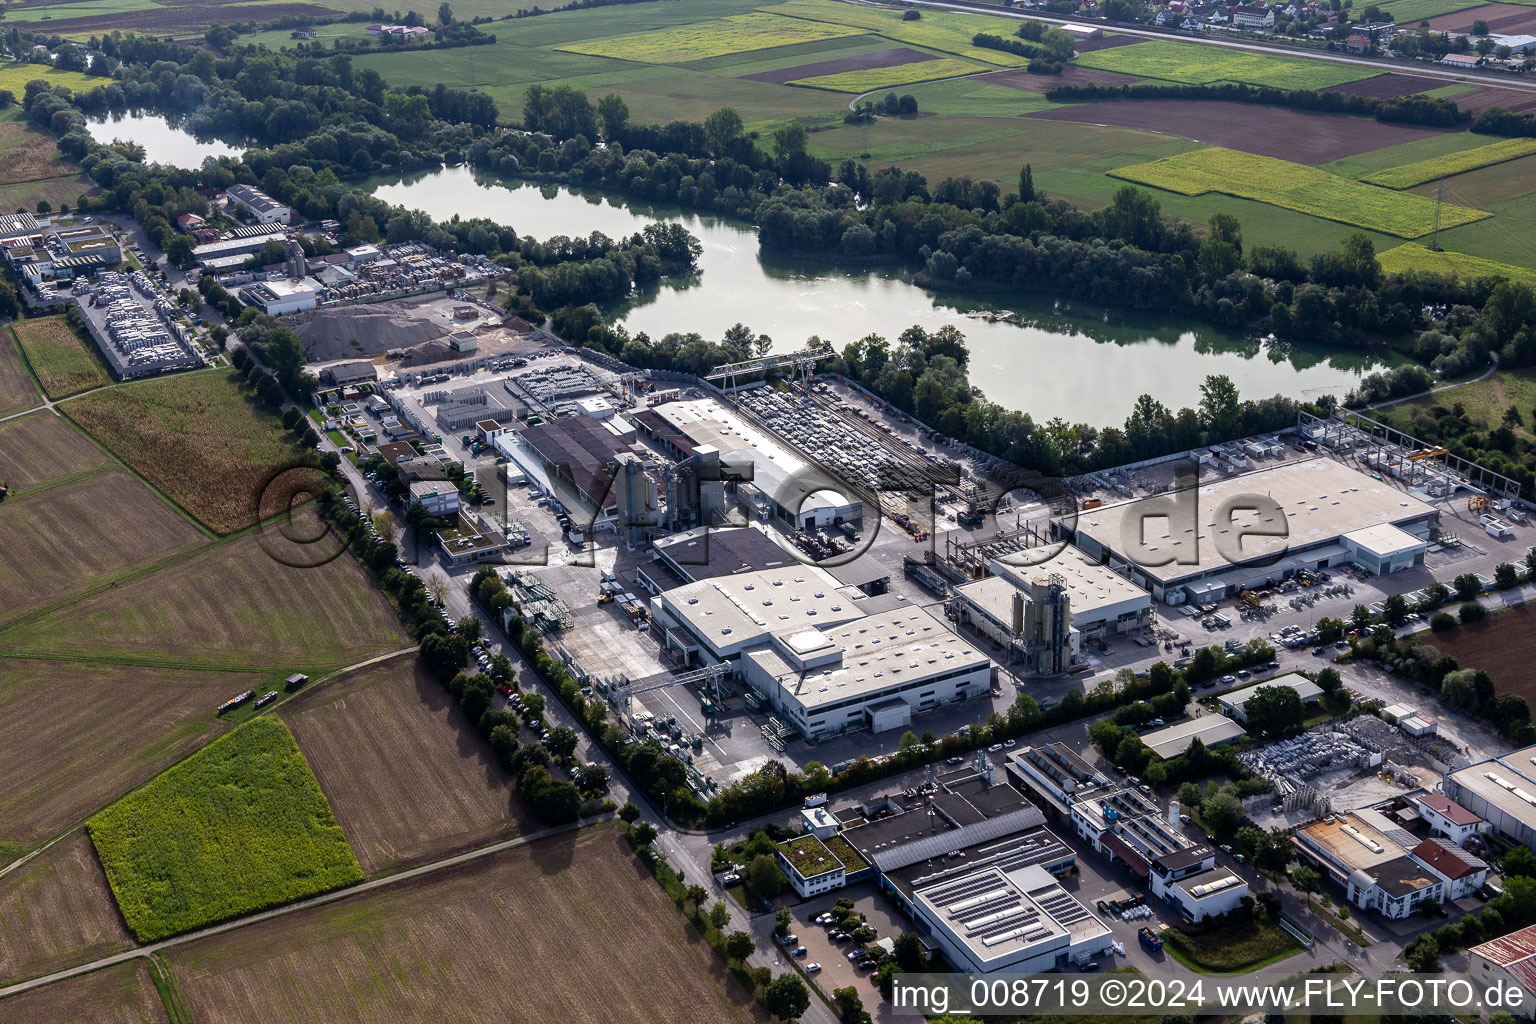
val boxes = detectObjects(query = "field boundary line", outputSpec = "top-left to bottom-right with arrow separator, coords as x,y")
0,534 -> 223,635
2,323 -> 46,410
0,818 -> 600,1001
0,646 -> 419,896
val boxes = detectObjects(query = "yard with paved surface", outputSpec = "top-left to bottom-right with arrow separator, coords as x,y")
167,826 -> 767,1024
283,656 -> 532,878
88,716 -> 362,942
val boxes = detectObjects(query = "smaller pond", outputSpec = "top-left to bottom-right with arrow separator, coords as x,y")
85,111 -> 245,167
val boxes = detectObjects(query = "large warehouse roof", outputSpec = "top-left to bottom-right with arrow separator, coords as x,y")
656,565 -> 862,657
519,415 -> 633,506
1073,458 -> 1436,584
650,398 -> 807,504
1141,716 -> 1246,760
746,605 -> 987,711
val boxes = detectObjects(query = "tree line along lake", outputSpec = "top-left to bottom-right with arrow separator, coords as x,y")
87,113 -> 1403,427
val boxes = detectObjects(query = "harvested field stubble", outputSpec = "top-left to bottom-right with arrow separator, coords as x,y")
0,658 -> 238,850
0,410 -> 109,494
1110,146 -> 1491,236
740,45 -> 936,83
558,11 -> 862,63
283,656 -> 531,877
1075,39 -> 1377,89
170,827 -> 767,1024
765,0 -> 1034,65
1030,100 -> 1447,164
0,959 -> 167,1024
89,717 -> 362,942
0,832 -> 133,983
0,517 -> 405,670
0,469 -> 204,623
0,329 -> 37,417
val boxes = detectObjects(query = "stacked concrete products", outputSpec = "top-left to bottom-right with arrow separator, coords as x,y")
510,365 -> 605,407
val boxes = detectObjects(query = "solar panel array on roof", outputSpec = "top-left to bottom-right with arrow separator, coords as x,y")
923,873 -> 1000,908
1033,888 -> 1090,926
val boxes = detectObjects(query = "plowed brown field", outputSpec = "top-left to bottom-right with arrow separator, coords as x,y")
0,833 -> 132,984
170,827 -> 768,1024
283,655 -> 532,877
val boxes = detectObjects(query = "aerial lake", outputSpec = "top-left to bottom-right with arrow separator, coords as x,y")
85,111 -> 246,167
369,166 -> 1399,426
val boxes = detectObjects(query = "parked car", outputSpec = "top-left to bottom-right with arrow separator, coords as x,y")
779,934 -> 797,946
806,963 -> 821,973
792,947 -> 807,958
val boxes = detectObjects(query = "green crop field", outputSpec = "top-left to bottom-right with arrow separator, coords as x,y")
0,64 -> 102,94
0,0 -> 161,22
558,11 -> 864,63
1378,242 -> 1536,285
1076,39 -> 1376,89
789,57 -> 981,92
1111,147 -> 1491,238
895,75 -> 1060,116
88,716 -> 362,942
764,0 -> 1034,65
1371,0 -> 1481,19
63,368 -> 308,534
11,316 -> 111,398
1364,138 -> 1536,189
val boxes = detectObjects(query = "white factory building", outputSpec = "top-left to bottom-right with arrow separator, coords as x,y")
1293,812 -> 1445,919
241,276 -> 322,314
640,397 -> 861,528
1140,716 -> 1246,760
226,183 -> 292,225
743,605 -> 992,740
649,566 -> 863,663
953,550 -> 1152,647
912,862 -> 1112,974
1066,458 -> 1438,604
1414,794 -> 1485,847
1445,743 -> 1536,852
